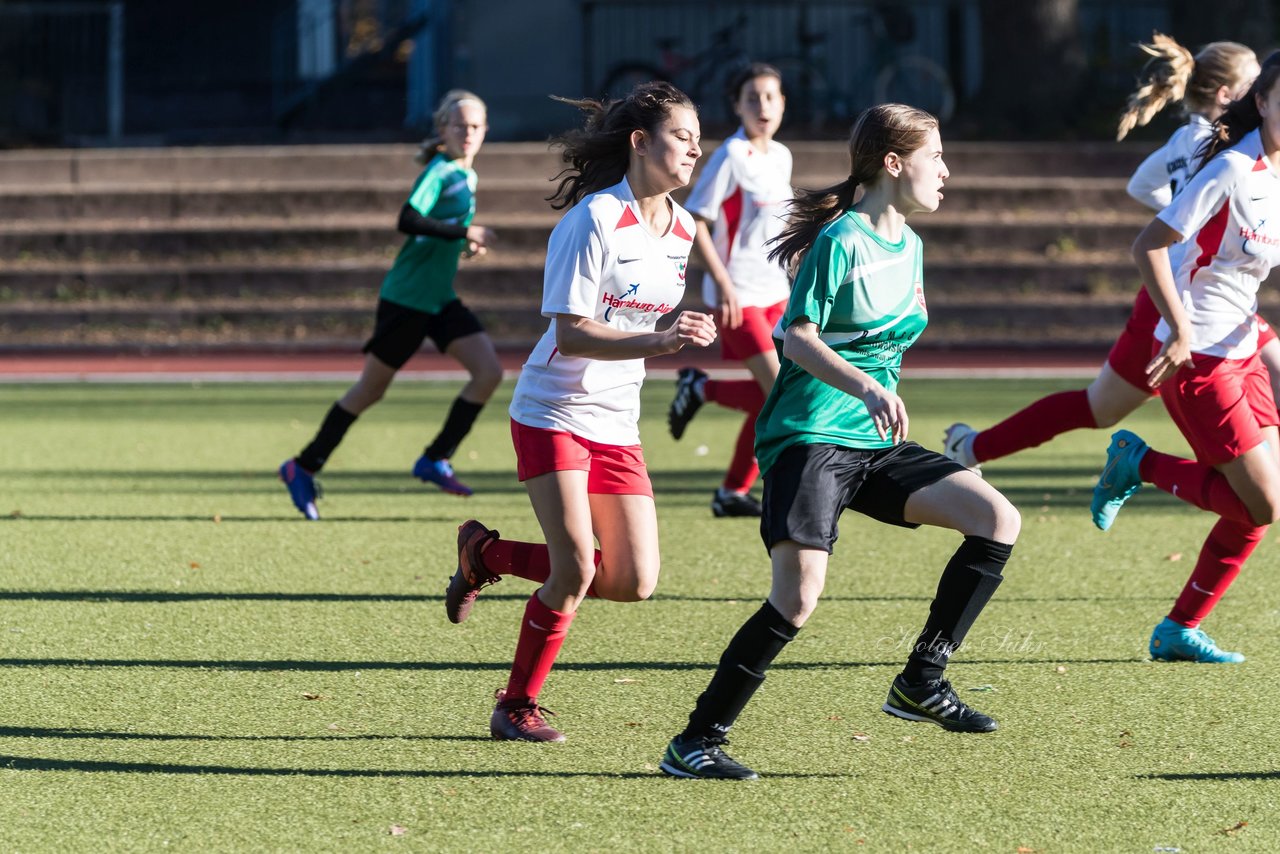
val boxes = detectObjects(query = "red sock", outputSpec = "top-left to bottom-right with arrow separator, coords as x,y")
1139,450 -> 1255,524
481,539 -> 601,596
972,389 -> 1096,463
703,379 -> 765,413
723,409 -> 762,493
703,380 -> 765,492
504,592 -> 576,703
1168,518 -> 1266,627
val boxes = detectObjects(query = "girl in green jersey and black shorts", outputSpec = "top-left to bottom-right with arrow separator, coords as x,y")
280,90 -> 500,519
660,104 -> 1021,780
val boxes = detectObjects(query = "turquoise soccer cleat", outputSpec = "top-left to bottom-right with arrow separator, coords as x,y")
1091,430 -> 1149,531
1149,617 -> 1245,663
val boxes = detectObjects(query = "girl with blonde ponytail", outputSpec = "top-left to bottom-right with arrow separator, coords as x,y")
660,105 -> 1021,780
279,89 -> 500,518
1090,51 -> 1280,666
943,36 -> 1264,486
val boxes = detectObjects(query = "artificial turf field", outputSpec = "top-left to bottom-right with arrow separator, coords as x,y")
0,377 -> 1277,852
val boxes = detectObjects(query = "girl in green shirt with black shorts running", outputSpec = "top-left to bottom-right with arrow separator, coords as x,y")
280,90 -> 500,519
660,104 -> 1021,780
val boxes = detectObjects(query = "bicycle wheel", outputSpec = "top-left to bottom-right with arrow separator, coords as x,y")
874,56 -> 955,123
598,63 -> 666,102
766,56 -> 835,133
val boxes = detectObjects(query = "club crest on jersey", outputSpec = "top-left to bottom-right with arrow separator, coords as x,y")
915,285 -> 927,313
667,254 -> 688,283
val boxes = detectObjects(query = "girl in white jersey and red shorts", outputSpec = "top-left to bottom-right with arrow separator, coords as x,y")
666,63 -> 793,518
942,37 -> 1271,470
442,82 -> 717,742
1092,52 -> 1280,665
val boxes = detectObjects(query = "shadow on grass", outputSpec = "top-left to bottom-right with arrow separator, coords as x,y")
0,657 -> 1139,672
1140,770 -> 1280,781
0,515 -> 460,524
0,727 -> 494,743
0,754 -> 849,779
0,589 -> 1170,605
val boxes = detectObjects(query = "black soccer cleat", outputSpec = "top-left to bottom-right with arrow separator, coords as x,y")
659,735 -> 759,780
711,488 -> 762,518
882,674 -> 998,733
668,367 -> 707,440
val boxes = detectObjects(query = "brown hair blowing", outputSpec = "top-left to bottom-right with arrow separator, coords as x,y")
546,81 -> 696,210
768,103 -> 938,272
1116,34 -> 1256,140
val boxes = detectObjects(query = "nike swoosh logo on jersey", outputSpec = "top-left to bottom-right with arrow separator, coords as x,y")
618,257 -> 642,264
1190,581 -> 1211,594
848,255 -> 911,279
1252,195 -> 1269,201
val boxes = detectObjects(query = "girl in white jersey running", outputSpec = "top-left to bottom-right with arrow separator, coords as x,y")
666,63 -> 793,518
279,90 -> 500,518
1092,53 -> 1280,665
943,37 -> 1267,470
660,105 -> 1020,780
442,82 -> 717,742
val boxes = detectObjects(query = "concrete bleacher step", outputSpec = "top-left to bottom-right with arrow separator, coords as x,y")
0,140 -> 1149,187
0,175 -> 1144,221
0,211 -> 1150,262
0,253 -> 1140,302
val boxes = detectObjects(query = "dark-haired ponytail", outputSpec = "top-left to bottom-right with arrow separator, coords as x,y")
768,179 -> 859,271
546,81 -> 696,210
769,103 -> 937,271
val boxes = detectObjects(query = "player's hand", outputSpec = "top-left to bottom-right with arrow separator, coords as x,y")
464,225 -> 496,258
715,285 -> 743,330
667,310 -> 717,351
1145,326 -> 1193,388
860,382 -> 909,444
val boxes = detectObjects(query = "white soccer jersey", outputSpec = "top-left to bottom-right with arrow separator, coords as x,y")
684,128 -> 792,308
1155,129 -> 1280,358
1127,114 -> 1214,211
509,179 -> 695,445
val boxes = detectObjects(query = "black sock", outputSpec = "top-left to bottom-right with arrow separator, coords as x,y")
902,535 -> 1011,684
296,403 -> 358,473
424,397 -> 485,461
681,600 -> 799,741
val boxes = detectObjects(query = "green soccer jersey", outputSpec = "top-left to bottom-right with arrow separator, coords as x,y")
755,210 -> 927,474
379,153 -> 477,314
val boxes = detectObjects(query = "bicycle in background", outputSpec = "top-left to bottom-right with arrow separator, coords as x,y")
768,4 -> 955,131
597,14 -> 751,123
595,6 -> 954,132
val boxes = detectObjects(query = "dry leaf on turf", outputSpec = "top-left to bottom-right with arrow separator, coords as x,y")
301,693 -> 324,701
1166,552 -> 1182,561
1219,821 -> 1247,836
851,732 -> 871,742
389,825 -> 407,837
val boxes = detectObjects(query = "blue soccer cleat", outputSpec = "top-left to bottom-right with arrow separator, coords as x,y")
413,455 -> 473,497
279,459 -> 320,520
1149,617 -> 1245,663
1091,430 -> 1149,531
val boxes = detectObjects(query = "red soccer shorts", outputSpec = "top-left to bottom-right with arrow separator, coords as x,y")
721,300 -> 786,362
1106,287 -> 1161,394
1159,351 -> 1278,466
510,419 -> 653,496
